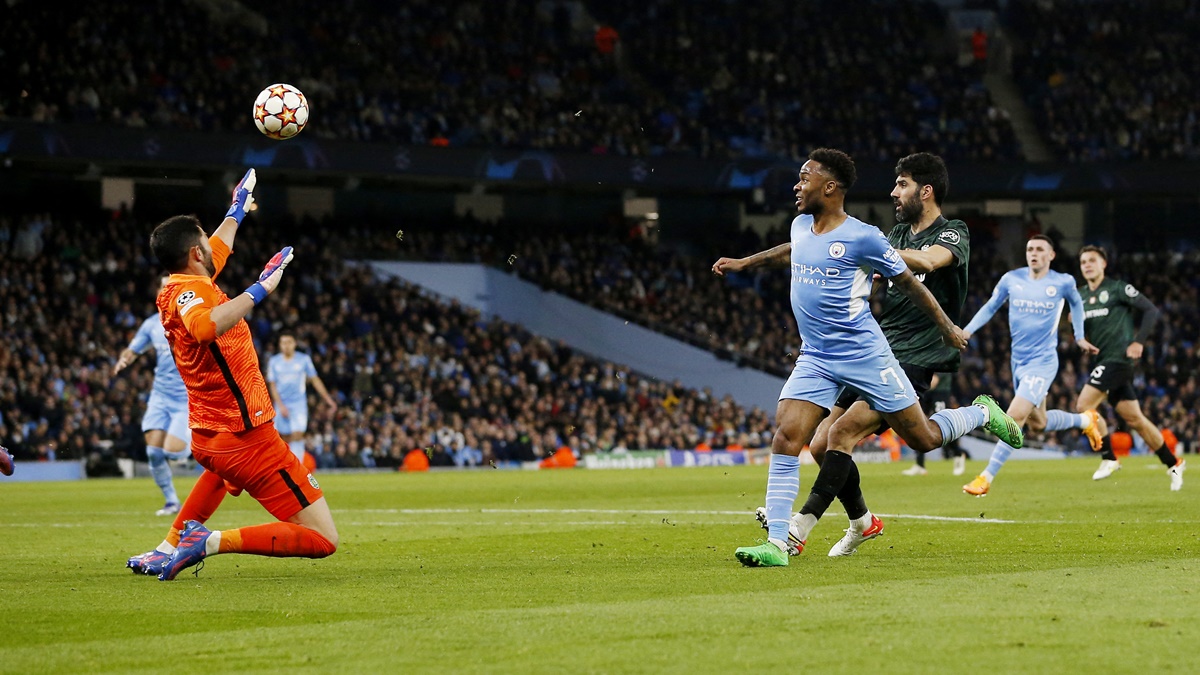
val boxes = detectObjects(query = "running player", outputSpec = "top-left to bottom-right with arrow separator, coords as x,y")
961,235 -> 1104,496
267,334 -> 337,461
1077,246 -> 1183,489
114,277 -> 191,516
713,148 -> 1023,567
125,169 -> 338,580
756,152 -> 975,557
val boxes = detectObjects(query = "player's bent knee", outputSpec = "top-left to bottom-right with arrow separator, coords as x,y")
310,530 -> 338,557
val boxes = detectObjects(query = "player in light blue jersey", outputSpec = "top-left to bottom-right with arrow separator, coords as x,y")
960,235 -> 1104,496
713,148 -> 1024,567
114,277 -> 191,516
267,334 -> 337,461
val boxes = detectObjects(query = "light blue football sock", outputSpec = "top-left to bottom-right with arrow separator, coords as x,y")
147,446 -> 178,505
765,453 -> 801,543
984,440 -> 1017,479
1044,410 -> 1088,432
931,406 -> 987,445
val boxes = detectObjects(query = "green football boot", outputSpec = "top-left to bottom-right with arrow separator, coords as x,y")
973,395 -> 1024,449
735,541 -> 789,567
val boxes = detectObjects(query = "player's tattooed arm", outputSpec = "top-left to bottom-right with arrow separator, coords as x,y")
711,243 -> 792,276
890,269 -> 967,350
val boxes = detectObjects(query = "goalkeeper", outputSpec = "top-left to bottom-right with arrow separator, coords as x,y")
125,169 -> 339,580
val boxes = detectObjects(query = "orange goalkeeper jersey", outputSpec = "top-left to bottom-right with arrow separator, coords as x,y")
157,236 -> 275,433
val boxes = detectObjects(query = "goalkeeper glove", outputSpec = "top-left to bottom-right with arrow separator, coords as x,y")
225,168 -> 257,224
244,246 -> 293,305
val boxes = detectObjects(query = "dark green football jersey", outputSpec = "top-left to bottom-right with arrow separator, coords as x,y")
878,217 -> 970,371
1079,277 -> 1142,364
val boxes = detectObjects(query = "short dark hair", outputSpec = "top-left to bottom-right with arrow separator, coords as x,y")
895,152 -> 949,205
1028,234 -> 1055,247
808,148 -> 857,191
150,215 -> 203,272
1079,244 -> 1108,262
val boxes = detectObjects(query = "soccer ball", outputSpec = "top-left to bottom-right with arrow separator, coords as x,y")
253,83 -> 309,140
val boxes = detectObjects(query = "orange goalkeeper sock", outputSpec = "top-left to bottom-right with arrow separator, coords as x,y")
166,470 -> 228,547
217,523 -> 336,558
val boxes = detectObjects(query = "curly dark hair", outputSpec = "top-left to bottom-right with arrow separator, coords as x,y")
808,148 -> 857,191
895,152 -> 949,205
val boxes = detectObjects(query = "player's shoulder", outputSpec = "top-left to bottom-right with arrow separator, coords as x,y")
139,314 -> 161,331
789,213 -> 813,236
1114,278 -> 1142,298
933,218 -> 969,246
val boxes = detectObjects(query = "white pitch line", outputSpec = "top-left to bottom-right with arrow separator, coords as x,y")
875,512 -> 1016,524
345,508 -> 754,515
342,507 -> 1019,524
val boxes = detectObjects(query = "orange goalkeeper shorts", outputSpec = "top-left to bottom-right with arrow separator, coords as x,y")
191,422 -> 323,521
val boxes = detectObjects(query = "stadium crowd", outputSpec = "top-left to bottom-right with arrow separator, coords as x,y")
0,213 -> 773,471
1009,0 -> 1200,161
0,0 -> 1015,161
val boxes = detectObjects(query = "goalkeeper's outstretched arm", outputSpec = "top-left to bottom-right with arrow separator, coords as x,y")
213,168 -> 257,250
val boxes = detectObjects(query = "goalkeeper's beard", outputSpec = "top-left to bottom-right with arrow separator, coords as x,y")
202,251 -> 216,277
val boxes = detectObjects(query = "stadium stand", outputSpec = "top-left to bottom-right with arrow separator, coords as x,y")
1008,0 -> 1200,160
0,0 -> 1017,160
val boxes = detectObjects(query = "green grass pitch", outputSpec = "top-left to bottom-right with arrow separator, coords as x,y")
2,457 -> 1198,674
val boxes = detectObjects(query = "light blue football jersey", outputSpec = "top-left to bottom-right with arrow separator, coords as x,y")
267,352 -> 317,408
128,315 -> 187,401
788,214 -> 908,360
964,268 -> 1085,365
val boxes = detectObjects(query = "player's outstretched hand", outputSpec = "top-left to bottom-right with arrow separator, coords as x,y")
943,325 -> 969,351
712,257 -> 745,277
113,348 -> 138,376
257,246 -> 294,293
1077,337 -> 1100,355
225,168 -> 257,224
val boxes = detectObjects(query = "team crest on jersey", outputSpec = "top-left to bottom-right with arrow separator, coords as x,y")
308,474 -> 320,490
938,230 -> 961,245
1045,286 -> 1057,297
1125,284 -> 1138,297
176,290 -> 196,306
1099,290 -> 1109,303
828,242 -> 846,258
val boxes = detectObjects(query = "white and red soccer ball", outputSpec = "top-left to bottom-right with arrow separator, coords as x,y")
253,83 -> 310,140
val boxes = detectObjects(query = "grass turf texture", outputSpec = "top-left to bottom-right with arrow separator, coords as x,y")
2,457 -> 1198,674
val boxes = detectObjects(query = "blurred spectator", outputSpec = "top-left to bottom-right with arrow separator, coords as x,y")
1009,0 -> 1200,161
0,0 -> 1017,161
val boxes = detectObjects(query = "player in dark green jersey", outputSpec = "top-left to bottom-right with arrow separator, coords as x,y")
756,153 -> 976,557
1077,246 -> 1183,490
